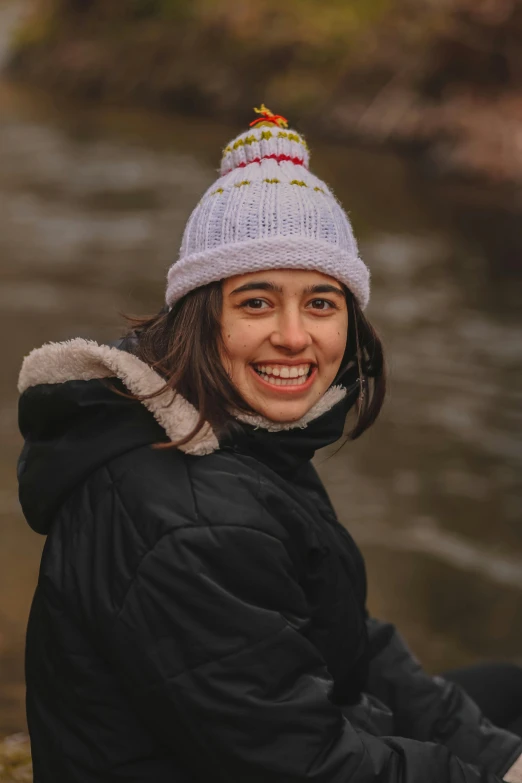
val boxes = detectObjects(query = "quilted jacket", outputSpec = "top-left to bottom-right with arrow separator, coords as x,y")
17,338 -> 522,783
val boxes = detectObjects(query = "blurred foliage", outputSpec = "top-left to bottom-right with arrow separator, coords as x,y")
0,735 -> 32,783
127,0 -> 194,19
7,0 -> 522,183
8,0 -> 405,120
15,0 -> 394,52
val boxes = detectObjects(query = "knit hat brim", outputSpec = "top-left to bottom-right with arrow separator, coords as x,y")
166,236 -> 370,310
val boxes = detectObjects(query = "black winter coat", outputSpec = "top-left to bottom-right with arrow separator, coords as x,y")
17,339 -> 522,783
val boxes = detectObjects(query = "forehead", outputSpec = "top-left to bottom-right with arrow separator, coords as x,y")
222,269 -> 341,293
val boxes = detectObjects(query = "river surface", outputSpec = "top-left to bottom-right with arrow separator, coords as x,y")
0,4 -> 521,737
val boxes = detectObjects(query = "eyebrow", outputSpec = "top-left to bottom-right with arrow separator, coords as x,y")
230,281 -> 345,297
231,281 -> 282,294
303,283 -> 345,297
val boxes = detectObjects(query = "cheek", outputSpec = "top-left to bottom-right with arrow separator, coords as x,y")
221,317 -> 262,363
317,317 -> 348,362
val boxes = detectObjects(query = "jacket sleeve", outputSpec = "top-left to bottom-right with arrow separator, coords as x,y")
365,616 -> 522,778
104,518 -> 503,783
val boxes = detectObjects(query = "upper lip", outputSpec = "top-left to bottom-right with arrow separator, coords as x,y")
251,359 -> 316,366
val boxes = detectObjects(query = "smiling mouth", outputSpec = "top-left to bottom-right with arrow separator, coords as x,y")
251,363 -> 315,388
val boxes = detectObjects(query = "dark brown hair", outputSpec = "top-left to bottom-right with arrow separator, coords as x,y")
124,280 -> 386,448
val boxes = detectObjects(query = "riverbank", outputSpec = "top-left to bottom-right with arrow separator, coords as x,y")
5,0 -> 522,186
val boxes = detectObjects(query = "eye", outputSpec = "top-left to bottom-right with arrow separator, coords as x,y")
308,299 -> 336,311
239,298 -> 270,310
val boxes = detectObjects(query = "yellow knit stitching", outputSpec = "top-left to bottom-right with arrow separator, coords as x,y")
210,178 -> 318,196
278,131 -> 309,151
222,130 -> 308,159
233,134 -> 257,150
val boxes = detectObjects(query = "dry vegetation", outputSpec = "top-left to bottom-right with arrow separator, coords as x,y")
0,735 -> 32,783
6,0 -> 522,179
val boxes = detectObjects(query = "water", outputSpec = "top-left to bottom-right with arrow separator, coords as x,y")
1,4 -> 521,736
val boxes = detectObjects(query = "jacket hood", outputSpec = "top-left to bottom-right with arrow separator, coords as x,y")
17,338 -> 351,534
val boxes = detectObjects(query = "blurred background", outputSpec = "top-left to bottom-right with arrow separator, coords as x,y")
0,0 -> 521,773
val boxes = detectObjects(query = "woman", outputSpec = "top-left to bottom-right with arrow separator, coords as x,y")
17,106 -> 522,783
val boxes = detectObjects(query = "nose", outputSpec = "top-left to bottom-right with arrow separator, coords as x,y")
269,309 -> 312,353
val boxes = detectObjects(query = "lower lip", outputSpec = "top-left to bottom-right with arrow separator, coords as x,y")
249,365 -> 317,394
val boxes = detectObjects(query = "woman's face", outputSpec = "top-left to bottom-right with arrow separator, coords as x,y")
220,269 -> 348,422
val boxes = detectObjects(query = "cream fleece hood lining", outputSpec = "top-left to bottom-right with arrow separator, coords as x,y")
18,338 -> 347,456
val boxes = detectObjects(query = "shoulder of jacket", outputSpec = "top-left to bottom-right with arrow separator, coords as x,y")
53,446 -> 309,627
182,449 -> 291,542
80,443 -> 288,545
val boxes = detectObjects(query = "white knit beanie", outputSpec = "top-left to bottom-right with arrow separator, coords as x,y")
166,106 -> 370,309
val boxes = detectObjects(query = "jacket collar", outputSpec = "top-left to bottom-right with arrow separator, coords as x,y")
18,338 -> 355,460
222,388 -> 357,474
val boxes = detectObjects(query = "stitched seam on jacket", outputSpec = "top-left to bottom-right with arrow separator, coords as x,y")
144,622 -> 292,688
105,465 -> 149,555
208,451 -> 264,503
110,522 -> 292,627
105,462 -> 199,615
182,458 -> 201,522
41,439 -> 157,533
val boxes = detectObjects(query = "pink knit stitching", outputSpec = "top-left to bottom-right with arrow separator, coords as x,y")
222,153 -> 306,176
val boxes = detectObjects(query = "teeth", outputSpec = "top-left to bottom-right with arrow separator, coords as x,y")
252,363 -> 313,388
253,370 -> 310,387
255,363 -> 310,377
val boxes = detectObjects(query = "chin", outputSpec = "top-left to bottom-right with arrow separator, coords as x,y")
250,398 -> 313,423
